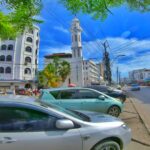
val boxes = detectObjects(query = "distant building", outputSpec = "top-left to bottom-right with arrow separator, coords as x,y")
0,26 -> 40,90
129,69 -> 150,82
44,17 -> 102,87
83,60 -> 100,86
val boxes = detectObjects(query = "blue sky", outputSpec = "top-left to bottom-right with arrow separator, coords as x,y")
38,0 -> 150,78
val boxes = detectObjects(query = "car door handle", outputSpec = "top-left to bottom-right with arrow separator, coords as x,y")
81,135 -> 91,140
0,137 -> 17,144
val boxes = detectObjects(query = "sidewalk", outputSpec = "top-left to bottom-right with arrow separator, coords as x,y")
120,98 -> 150,150
130,96 -> 150,134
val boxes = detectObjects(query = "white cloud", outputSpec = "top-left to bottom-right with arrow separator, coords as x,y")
121,31 -> 131,38
54,26 -> 69,34
84,37 -> 150,77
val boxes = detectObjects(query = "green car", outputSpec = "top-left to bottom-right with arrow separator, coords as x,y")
39,87 -> 124,117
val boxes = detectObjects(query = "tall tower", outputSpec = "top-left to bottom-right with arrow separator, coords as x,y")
71,17 -> 82,58
70,17 -> 84,86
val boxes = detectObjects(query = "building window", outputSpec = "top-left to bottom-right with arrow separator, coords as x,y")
35,59 -> 37,65
26,37 -> 33,43
1,45 -> 7,50
6,55 -> 12,61
25,46 -> 32,52
25,68 -> 31,74
75,35 -> 77,42
36,40 -> 39,46
25,57 -> 32,64
0,55 -> 5,61
35,49 -> 38,55
5,67 -> 11,74
8,44 -> 13,50
28,29 -> 34,34
0,67 -> 4,73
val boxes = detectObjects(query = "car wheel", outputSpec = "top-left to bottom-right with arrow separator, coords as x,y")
107,106 -> 121,117
93,141 -> 120,150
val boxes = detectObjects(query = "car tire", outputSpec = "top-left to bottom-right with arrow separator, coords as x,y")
107,106 -> 121,117
93,140 -> 121,150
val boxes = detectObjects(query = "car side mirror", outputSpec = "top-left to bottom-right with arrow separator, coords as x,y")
98,95 -> 105,100
56,119 -> 74,129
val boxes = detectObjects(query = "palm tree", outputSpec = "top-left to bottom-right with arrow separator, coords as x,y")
43,63 -> 61,88
38,58 -> 71,88
59,61 -> 71,82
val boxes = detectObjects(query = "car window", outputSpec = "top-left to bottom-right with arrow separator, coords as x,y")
76,89 -> 100,99
0,107 -> 57,132
50,91 -> 61,99
60,90 -> 77,99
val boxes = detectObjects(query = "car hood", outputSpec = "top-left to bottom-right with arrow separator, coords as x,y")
74,110 -> 122,123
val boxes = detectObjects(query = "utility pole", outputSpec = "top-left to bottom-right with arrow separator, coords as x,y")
102,41 -> 112,85
116,67 -> 119,84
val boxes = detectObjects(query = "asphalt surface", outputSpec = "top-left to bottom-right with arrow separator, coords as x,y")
127,86 -> 150,104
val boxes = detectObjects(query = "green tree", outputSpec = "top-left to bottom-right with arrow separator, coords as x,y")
0,0 -> 42,39
38,58 -> 71,88
60,0 -> 150,20
59,61 -> 71,82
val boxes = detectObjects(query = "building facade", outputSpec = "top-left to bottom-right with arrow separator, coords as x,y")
129,69 -> 150,82
83,60 -> 100,86
0,26 -> 40,91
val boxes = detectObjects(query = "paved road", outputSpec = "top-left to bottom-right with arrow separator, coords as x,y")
127,86 -> 150,104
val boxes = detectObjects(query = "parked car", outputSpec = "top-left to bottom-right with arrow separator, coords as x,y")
130,84 -> 140,91
86,85 -> 126,102
40,87 -> 124,117
0,97 -> 131,150
15,88 -> 26,95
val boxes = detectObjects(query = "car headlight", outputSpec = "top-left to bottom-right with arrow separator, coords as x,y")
121,124 -> 129,130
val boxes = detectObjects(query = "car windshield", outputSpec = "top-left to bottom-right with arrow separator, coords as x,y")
37,101 -> 90,122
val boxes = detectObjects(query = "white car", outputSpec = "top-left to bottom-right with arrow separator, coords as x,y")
0,97 -> 131,150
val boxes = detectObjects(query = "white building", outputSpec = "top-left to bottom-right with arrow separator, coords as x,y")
129,69 -> 150,82
0,26 -> 40,90
44,17 -> 101,87
83,60 -> 100,86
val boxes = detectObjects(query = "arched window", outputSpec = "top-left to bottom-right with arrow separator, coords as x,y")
25,46 -> 32,52
0,55 -> 5,61
24,68 -> 31,74
0,67 -> 4,73
36,40 -> 39,46
35,49 -> 38,55
5,67 -> 11,74
26,37 -> 33,43
25,57 -> 31,63
8,44 -> 13,50
1,45 -> 7,50
35,59 -> 37,65
6,55 -> 12,61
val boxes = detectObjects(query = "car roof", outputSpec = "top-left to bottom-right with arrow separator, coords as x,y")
42,87 -> 95,92
0,95 -> 38,106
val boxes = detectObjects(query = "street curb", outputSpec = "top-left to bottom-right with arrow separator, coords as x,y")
127,93 -> 150,135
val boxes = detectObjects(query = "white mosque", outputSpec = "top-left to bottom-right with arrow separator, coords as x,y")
44,17 -> 101,87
